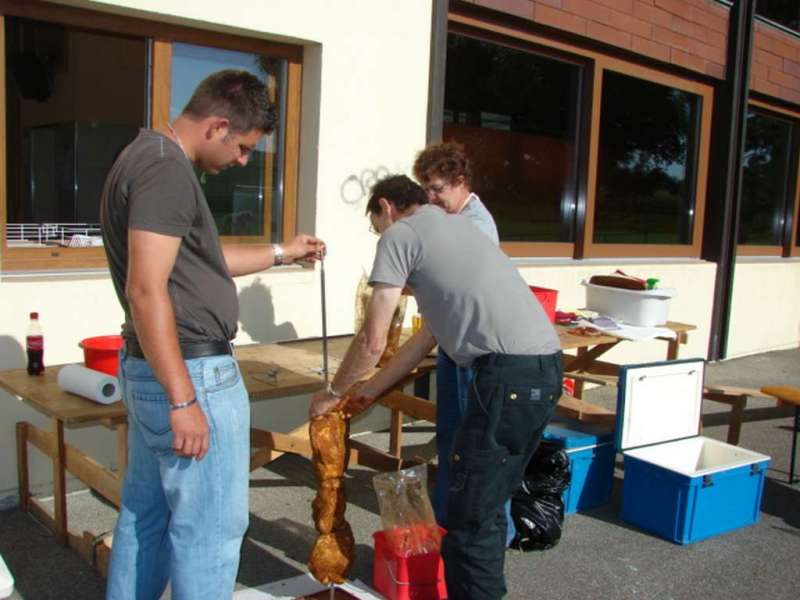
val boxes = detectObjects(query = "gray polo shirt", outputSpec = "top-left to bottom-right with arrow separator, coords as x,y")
369,204 -> 560,366
101,129 -> 238,344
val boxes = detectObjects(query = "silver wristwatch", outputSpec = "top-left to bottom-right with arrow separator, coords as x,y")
272,243 -> 284,266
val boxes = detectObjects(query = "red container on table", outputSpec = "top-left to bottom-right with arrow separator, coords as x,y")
530,286 -> 558,323
373,527 -> 447,600
79,335 -> 124,376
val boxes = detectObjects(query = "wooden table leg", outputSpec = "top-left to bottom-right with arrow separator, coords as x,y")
52,418 -> 67,545
389,409 -> 403,458
15,422 -> 30,511
727,398 -> 745,445
573,348 -> 586,399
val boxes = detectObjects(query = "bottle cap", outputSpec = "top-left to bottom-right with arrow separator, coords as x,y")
30,312 -> 39,319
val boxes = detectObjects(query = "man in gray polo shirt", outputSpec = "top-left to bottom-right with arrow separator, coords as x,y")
310,174 -> 562,600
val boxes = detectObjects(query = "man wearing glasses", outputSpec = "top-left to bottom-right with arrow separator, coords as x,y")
309,174 -> 561,600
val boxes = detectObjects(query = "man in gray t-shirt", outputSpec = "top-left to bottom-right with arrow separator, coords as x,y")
101,70 -> 324,600
310,175 -> 562,600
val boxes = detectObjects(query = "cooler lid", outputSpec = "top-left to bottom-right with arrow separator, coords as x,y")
544,417 -> 614,448
615,358 -> 705,452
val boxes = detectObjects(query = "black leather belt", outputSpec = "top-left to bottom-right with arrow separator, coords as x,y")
125,338 -> 233,360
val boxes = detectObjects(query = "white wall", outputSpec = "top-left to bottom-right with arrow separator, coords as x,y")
728,259 -> 800,358
0,0 -> 433,504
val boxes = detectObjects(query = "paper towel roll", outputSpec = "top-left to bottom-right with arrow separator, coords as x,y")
57,364 -> 121,404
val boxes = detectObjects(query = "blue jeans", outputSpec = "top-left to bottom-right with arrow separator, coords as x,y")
442,351 -> 562,600
435,352 -> 515,546
106,350 -> 250,600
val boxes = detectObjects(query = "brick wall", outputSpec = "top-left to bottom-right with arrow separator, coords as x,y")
462,0 -> 729,79
751,21 -> 800,106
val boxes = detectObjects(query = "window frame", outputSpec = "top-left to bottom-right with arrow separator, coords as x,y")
446,24 -> 591,258
0,0 -> 303,272
448,10 -> 714,260
740,98 -> 800,258
584,58 -> 712,259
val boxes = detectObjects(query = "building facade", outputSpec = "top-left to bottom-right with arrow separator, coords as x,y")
0,0 -> 798,502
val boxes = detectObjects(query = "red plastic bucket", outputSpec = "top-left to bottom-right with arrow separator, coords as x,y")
79,335 -> 123,376
373,527 -> 447,600
530,286 -> 558,323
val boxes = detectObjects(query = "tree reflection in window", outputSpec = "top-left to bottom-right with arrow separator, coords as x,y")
739,109 -> 793,246
594,71 -> 700,245
443,34 -> 581,243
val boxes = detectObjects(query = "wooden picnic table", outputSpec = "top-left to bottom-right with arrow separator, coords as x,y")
0,321 -> 694,571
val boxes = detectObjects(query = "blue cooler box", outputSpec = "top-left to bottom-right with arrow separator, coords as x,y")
543,417 -> 615,514
616,359 -> 770,544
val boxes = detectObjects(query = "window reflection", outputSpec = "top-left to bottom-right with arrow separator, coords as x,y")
740,109 -> 793,246
170,43 -> 286,240
756,0 -> 800,33
443,34 -> 581,243
5,17 -> 145,247
594,71 -> 700,245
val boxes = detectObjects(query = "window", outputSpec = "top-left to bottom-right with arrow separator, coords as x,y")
169,43 -> 288,242
443,33 -> 583,256
739,105 -> 800,256
594,71 -> 700,245
3,16 -> 145,270
444,16 -> 714,259
1,3 -> 302,271
756,0 -> 800,34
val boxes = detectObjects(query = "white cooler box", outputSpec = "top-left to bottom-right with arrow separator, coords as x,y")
583,280 -> 677,326
0,553 -> 13,599
616,359 -> 770,544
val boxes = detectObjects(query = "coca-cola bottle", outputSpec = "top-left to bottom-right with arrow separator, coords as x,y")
26,312 -> 44,375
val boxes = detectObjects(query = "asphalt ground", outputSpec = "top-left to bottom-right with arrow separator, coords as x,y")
1,347 -> 798,600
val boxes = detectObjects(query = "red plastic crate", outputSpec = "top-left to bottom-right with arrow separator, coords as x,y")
530,286 -> 558,323
373,529 -> 447,600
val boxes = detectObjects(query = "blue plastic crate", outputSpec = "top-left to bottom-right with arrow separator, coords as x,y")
617,360 -> 771,544
543,418 -> 615,514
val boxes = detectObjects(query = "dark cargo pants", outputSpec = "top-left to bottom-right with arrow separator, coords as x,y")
441,351 -> 563,600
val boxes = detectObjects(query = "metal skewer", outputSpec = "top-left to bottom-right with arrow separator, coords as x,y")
329,582 -> 335,599
320,255 -> 329,385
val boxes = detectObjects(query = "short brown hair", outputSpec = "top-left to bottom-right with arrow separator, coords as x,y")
413,141 -> 472,187
182,69 -> 277,134
366,175 -> 428,215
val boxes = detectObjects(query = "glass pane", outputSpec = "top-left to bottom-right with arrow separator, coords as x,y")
170,43 -> 286,240
443,34 -> 581,242
594,71 -> 700,245
739,109 -> 793,246
5,17 -> 145,247
757,0 -> 800,33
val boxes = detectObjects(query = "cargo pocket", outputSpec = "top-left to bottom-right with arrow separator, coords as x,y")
447,447 -> 510,528
495,384 -> 558,454
133,392 -> 173,454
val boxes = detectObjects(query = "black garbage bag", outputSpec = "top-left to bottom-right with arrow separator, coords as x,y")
509,439 -> 571,551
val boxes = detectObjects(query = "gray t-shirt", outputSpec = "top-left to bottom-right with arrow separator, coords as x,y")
101,129 -> 238,343
369,204 -> 560,365
460,193 -> 499,245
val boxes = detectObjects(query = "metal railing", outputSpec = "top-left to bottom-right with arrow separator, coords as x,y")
6,223 -> 103,247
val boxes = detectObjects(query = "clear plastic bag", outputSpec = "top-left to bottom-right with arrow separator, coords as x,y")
372,465 -> 441,557
354,273 -> 407,366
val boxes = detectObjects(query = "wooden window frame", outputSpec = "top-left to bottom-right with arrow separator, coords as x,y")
0,0 -> 303,272
741,98 -> 800,258
448,11 -> 713,260
584,58 -> 712,259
